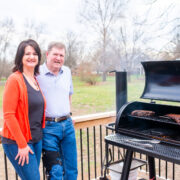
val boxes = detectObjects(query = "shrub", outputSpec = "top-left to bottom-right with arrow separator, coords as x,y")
77,62 -> 99,85
83,73 -> 98,85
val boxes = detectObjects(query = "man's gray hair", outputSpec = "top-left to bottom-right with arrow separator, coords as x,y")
47,42 -> 66,52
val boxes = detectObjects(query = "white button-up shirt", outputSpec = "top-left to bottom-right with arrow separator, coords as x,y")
37,63 -> 73,117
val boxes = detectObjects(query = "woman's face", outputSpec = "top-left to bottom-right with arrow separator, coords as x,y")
22,45 -> 38,70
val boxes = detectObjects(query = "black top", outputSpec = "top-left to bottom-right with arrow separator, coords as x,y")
2,76 -> 44,144
24,76 -> 44,143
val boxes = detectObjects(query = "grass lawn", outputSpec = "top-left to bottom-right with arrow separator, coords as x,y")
72,76 -> 116,115
72,75 -> 149,115
0,75 -> 144,116
0,75 -> 179,117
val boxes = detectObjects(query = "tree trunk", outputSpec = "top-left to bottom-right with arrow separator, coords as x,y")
102,71 -> 107,81
127,71 -> 131,82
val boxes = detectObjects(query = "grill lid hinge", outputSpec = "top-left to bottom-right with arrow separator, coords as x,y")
150,99 -> 156,104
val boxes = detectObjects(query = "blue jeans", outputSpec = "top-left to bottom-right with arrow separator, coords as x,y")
2,140 -> 42,180
43,117 -> 78,180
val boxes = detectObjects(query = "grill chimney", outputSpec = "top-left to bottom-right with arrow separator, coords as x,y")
115,71 -> 127,114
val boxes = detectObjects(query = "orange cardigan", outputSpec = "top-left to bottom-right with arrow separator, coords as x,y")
2,71 -> 46,148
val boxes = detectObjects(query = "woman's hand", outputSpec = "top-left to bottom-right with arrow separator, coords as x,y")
15,145 -> 34,166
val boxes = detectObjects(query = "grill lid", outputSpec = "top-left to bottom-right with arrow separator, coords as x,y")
141,60 -> 180,102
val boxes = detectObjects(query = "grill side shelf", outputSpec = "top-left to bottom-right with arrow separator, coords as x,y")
128,114 -> 180,126
105,134 -> 180,164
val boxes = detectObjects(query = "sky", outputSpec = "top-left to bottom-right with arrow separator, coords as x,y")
0,0 -> 178,35
0,0 -> 82,40
0,0 -> 180,51
124,0 -> 180,50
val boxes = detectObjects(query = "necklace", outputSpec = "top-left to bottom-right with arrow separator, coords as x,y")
23,73 -> 39,90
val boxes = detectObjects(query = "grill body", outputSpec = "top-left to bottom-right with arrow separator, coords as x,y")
104,61 -> 180,180
115,101 -> 180,147
114,60 -> 180,148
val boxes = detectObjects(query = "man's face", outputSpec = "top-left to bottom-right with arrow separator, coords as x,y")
46,47 -> 65,72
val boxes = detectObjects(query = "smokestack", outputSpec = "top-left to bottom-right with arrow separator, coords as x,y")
115,71 -> 127,114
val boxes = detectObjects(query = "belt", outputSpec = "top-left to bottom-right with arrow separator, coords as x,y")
45,115 -> 71,122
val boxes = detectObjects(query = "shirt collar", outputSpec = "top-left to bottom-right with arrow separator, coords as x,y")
41,63 -> 64,75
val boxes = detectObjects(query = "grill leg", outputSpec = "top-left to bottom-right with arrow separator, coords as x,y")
104,142 -> 109,178
148,156 -> 156,180
121,150 -> 133,180
99,142 -> 109,180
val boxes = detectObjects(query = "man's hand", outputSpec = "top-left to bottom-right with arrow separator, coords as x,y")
72,119 -> 75,125
15,145 -> 34,166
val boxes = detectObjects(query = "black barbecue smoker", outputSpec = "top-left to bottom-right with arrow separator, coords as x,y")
104,61 -> 180,180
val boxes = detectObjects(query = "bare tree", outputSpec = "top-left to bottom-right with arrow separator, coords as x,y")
22,19 -> 47,48
110,19 -> 148,74
64,31 -> 84,70
157,17 -> 180,60
80,0 -> 128,81
158,32 -> 180,60
110,0 -> 176,77
169,33 -> 180,60
0,18 -> 15,79
80,0 -> 178,81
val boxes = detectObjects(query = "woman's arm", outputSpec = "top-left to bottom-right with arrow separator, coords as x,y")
3,76 -> 34,165
3,76 -> 27,148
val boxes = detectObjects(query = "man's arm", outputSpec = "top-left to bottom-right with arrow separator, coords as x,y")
69,95 -> 72,106
69,95 -> 75,124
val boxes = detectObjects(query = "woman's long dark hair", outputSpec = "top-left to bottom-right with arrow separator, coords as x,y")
12,39 -> 41,75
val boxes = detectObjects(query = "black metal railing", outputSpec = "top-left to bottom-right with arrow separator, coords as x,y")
1,118 -> 180,180
76,125 -> 107,180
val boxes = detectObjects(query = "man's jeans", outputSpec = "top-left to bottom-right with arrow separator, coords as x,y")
2,140 -> 42,180
43,117 -> 78,180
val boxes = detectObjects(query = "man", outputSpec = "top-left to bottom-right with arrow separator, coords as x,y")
37,42 -> 78,180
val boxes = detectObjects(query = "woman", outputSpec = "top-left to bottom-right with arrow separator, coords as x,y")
1,39 -> 46,180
